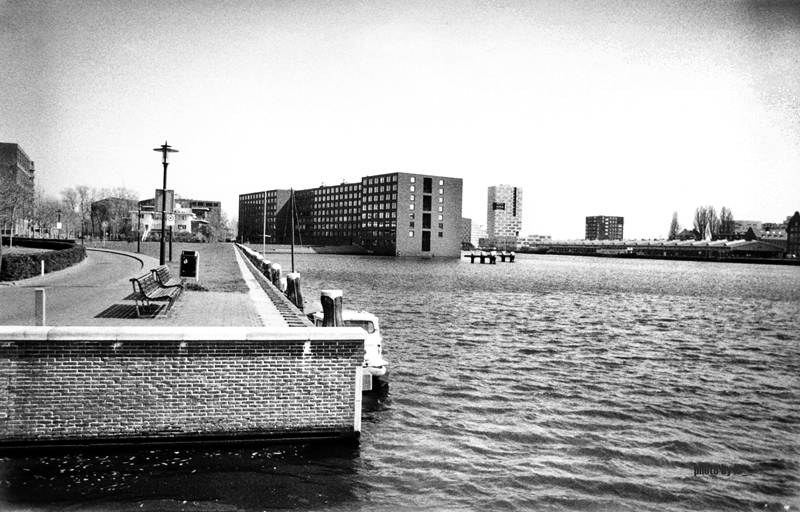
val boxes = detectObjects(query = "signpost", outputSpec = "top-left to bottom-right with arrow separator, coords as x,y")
153,142 -> 178,265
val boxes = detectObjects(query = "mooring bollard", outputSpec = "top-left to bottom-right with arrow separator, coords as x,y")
286,272 -> 304,310
35,288 -> 46,326
261,260 -> 271,277
320,290 -> 343,327
271,263 -> 282,288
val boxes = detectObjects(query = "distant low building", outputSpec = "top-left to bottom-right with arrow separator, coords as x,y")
734,220 -> 762,236
675,228 -> 699,241
517,234 -> 552,249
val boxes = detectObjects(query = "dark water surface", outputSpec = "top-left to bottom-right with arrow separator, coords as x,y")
2,254 -> 798,511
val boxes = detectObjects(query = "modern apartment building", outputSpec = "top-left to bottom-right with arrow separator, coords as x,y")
486,184 -> 522,249
585,215 -> 624,240
238,172 -> 463,257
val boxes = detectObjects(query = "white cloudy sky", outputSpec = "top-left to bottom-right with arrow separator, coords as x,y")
1,0 -> 798,239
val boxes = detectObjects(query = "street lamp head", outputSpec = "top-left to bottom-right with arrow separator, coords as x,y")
153,141 -> 179,164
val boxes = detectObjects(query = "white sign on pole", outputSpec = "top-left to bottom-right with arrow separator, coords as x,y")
166,214 -> 175,226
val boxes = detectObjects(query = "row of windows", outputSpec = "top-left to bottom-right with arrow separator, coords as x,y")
365,194 -> 396,202
364,175 -> 398,185
363,212 -> 397,220
363,203 -> 397,211
365,185 -> 397,194
410,204 -> 444,212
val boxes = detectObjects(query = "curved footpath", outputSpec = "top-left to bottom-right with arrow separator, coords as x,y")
0,248 -> 289,327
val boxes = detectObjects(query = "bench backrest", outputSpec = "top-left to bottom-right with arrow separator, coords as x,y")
132,273 -> 160,296
151,265 -> 171,284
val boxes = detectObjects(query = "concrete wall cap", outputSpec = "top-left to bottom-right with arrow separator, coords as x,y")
0,326 -> 366,342
0,327 -> 51,340
321,290 -> 343,299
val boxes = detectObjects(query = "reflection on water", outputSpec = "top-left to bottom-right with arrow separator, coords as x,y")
2,253 -> 799,511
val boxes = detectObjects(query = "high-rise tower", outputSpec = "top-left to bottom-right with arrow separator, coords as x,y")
486,184 -> 522,250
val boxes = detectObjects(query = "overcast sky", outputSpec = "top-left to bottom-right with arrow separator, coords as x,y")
1,0 -> 798,239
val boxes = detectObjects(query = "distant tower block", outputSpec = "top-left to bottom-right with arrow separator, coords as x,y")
487,184 -> 522,250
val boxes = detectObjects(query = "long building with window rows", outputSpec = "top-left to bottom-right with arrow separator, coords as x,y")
238,173 -> 463,257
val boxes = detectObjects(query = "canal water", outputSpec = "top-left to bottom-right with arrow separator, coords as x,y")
1,253 -> 798,511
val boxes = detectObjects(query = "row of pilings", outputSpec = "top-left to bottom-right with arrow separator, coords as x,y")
237,244 -> 305,311
235,245 -> 347,327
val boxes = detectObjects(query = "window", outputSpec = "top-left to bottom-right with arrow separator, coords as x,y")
438,214 -> 443,221
438,206 -> 443,212
423,213 -> 431,229
438,232 -> 443,238
410,177 -> 416,183
410,194 -> 415,201
439,188 -> 444,194
439,179 -> 444,186
410,221 -> 415,228
438,197 -> 443,203
423,177 -> 432,193
439,223 -> 444,229
409,204 -> 415,210
423,196 -> 432,211
410,185 -> 415,192
409,231 -> 414,237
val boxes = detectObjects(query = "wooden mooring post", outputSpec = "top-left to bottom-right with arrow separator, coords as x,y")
286,272 -> 304,310
320,290 -> 343,327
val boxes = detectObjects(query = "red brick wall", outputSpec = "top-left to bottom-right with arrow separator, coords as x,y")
0,327 -> 365,446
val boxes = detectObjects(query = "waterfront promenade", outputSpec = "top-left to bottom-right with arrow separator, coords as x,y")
0,245 -> 290,327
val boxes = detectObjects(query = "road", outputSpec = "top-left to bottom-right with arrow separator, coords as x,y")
0,249 -> 153,326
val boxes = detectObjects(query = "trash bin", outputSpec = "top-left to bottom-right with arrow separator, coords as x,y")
180,251 -> 199,279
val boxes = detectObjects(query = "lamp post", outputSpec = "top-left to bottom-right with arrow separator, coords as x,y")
153,141 -> 178,265
57,209 -> 62,239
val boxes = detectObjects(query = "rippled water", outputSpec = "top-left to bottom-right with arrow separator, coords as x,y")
2,254 -> 799,511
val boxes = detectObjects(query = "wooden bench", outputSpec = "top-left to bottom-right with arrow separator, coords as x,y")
129,271 -> 182,317
151,264 -> 182,288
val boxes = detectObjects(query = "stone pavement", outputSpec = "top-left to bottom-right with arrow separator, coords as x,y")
0,247 -> 298,327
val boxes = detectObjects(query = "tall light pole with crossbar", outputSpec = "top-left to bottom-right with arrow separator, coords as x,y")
153,141 -> 178,265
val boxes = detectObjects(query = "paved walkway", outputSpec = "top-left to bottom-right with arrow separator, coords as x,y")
0,247 -> 291,327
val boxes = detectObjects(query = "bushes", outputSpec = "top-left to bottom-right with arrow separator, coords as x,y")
0,241 -> 87,281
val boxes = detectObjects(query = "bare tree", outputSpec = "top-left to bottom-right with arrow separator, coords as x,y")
693,206 -> 708,240
76,185 -> 98,238
668,211 -> 681,240
719,206 -> 735,238
0,178 -> 34,246
707,205 -> 720,240
202,209 -> 231,242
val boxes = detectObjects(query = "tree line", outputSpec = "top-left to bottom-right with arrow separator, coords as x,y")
1,183 -> 233,242
668,206 -> 735,241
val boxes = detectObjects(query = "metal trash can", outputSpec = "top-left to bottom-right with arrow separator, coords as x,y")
180,251 -> 199,279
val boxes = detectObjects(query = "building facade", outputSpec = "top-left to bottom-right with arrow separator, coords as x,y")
586,216 -> 624,240
0,142 -> 36,236
486,185 -> 522,249
787,211 -> 800,258
238,172 -> 463,257
461,218 -> 473,247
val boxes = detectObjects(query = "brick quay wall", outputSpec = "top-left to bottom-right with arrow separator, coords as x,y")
0,326 -> 366,448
